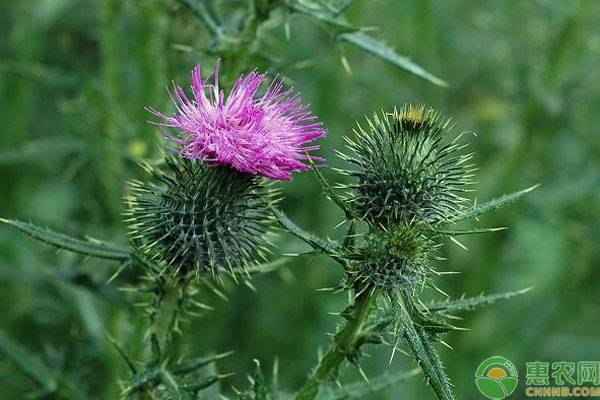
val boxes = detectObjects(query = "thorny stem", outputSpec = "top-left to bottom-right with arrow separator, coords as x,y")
295,288 -> 377,400
148,275 -> 192,363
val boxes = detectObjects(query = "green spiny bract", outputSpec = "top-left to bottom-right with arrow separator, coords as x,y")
124,156 -> 279,280
338,105 -> 475,227
345,226 -> 434,290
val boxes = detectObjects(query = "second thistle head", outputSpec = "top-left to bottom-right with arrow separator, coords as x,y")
339,105 -> 475,227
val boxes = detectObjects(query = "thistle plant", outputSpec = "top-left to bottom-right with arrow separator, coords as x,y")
276,105 -> 537,400
0,61 -> 537,399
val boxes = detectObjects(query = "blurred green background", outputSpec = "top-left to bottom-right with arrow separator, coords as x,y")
1,0 -> 599,398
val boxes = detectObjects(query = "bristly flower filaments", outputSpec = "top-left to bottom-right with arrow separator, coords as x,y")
149,63 -> 327,181
124,156 -> 279,281
338,105 -> 476,227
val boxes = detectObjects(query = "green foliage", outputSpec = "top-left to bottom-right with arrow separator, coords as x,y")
393,291 -> 454,400
288,1 -> 446,85
451,185 -> 540,222
426,287 -> 534,315
273,208 -> 341,257
338,32 -> 447,86
363,288 -> 533,334
235,360 -> 272,400
125,156 -> 278,279
177,0 -> 444,86
122,352 -> 229,397
0,329 -> 87,399
318,368 -> 421,399
0,218 -> 130,261
0,328 -> 58,392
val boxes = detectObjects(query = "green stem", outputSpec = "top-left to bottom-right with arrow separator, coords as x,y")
295,288 -> 377,400
273,207 -> 341,256
148,277 -> 191,363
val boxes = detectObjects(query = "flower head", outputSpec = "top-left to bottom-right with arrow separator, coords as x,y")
125,156 -> 278,279
339,105 -> 474,226
150,63 -> 326,180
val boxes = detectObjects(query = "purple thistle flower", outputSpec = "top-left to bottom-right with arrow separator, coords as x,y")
149,63 -> 326,180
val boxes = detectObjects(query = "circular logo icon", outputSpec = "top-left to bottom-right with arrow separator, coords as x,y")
475,356 -> 519,399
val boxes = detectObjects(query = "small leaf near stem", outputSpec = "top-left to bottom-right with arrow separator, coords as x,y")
451,184 -> 539,222
295,287 -> 377,400
272,207 -> 341,257
319,368 -> 421,400
308,155 -> 355,220
430,226 -> 508,236
426,287 -> 533,314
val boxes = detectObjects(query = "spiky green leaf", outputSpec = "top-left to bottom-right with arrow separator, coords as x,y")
451,185 -> 539,222
289,1 -> 445,85
273,208 -> 340,256
427,287 -> 533,314
339,32 -> 447,86
252,360 -> 271,400
171,352 -> 233,375
309,158 -> 354,219
0,218 -> 130,261
245,258 -> 291,276
365,288 -> 532,337
395,292 -> 454,400
289,1 -> 356,34
432,227 -> 507,236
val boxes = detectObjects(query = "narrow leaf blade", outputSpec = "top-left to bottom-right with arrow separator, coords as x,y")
0,328 -> 57,391
452,185 -> 539,222
0,218 -> 130,261
339,32 -> 447,86
433,227 -> 507,236
272,208 -> 340,256
290,1 -> 445,85
396,292 -> 455,400
319,368 -> 420,399
289,2 -> 356,33
178,0 -> 225,39
427,287 -> 533,314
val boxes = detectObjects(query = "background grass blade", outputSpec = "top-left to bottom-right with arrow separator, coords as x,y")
339,32 -> 447,86
0,328 -> 57,391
